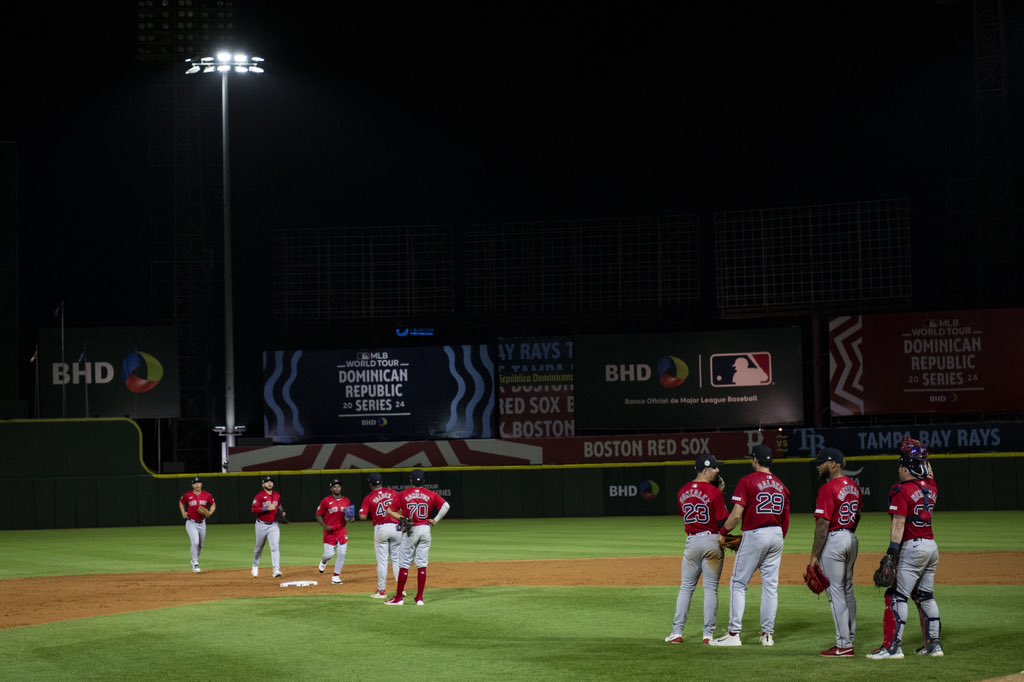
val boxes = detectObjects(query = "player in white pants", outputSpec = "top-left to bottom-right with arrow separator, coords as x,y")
359,472 -> 403,598
809,447 -> 861,658
710,445 -> 790,648
178,477 -> 215,573
666,454 -> 729,645
251,476 -> 285,578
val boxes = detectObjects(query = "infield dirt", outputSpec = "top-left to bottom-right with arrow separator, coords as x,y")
1,551 -> 1020,630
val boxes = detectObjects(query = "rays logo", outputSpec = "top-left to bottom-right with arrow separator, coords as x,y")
122,351 -> 164,393
657,355 -> 690,389
710,352 -> 772,387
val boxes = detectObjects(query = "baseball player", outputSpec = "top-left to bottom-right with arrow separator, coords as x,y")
358,472 -> 403,598
810,447 -> 861,658
178,476 -> 216,573
384,469 -> 450,606
315,478 -> 352,585
251,475 -> 286,578
665,455 -> 729,645
867,438 -> 943,660
709,444 -> 790,647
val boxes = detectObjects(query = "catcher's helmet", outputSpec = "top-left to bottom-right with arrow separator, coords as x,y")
900,437 -> 929,459
410,469 -> 426,485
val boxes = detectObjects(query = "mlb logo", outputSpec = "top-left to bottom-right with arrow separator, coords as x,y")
710,353 -> 772,387
358,352 -> 370,360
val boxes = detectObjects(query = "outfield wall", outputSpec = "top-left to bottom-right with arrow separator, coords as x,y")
0,419 -> 1021,529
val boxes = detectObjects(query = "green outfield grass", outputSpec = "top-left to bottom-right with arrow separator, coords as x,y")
1,512 -> 1022,680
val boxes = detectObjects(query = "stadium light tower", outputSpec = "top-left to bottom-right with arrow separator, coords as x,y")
185,51 -> 265,471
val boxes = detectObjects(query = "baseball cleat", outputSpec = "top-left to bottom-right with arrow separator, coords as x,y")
192,563 -> 201,574
384,597 -> 404,606
709,633 -> 742,647
273,571 -> 283,578
415,599 -> 424,606
820,646 -> 854,658
760,632 -> 774,647
318,560 -> 327,574
332,575 -> 343,585
866,646 -> 904,660
664,634 -> 684,644
371,590 -> 387,599
251,566 -> 259,578
916,643 -> 944,657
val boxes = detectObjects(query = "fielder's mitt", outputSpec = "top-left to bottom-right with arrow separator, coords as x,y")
873,552 -> 897,588
397,517 -> 413,533
720,534 -> 742,551
803,563 -> 830,594
197,506 -> 212,518
278,510 -> 290,525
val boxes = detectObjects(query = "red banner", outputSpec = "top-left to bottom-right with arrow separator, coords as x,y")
830,309 -> 1024,416
227,429 -> 788,471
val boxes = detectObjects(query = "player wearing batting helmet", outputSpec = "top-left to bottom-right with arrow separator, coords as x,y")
867,438 -> 943,659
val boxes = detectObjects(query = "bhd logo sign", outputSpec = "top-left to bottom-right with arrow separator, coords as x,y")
608,480 -> 660,500
605,356 -> 690,388
710,352 -> 772,387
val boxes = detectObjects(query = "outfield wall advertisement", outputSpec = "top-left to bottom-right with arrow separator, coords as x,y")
830,308 -> 1024,416
573,329 -> 804,430
262,345 -> 496,443
497,337 -> 574,439
37,326 -> 180,418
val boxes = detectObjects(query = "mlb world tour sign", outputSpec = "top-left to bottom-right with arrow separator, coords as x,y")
37,326 -> 180,418
574,328 -> 804,430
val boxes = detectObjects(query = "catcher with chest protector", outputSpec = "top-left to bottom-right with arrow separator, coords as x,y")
806,447 -> 861,658
664,455 -> 730,645
867,438 -> 944,660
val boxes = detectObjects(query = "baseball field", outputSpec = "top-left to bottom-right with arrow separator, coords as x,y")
1,511 -> 1022,681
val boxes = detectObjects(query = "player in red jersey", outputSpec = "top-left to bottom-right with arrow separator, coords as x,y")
665,455 -> 729,645
358,472 -> 402,598
810,447 -> 861,658
251,475 -> 286,578
710,445 -> 790,648
868,438 -> 943,660
384,470 -> 450,606
178,476 -> 216,573
315,479 -> 352,585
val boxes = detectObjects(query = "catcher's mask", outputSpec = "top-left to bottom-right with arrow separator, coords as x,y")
899,455 -> 928,479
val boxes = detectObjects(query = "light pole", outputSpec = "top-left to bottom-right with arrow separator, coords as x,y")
185,52 -> 264,471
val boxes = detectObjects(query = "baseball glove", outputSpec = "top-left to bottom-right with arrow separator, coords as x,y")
278,510 -> 289,525
803,563 -> 830,594
197,506 -> 212,518
873,552 -> 897,588
397,517 -> 413,533
720,534 -> 742,551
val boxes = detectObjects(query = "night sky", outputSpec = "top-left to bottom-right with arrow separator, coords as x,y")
3,1 -> 1022,434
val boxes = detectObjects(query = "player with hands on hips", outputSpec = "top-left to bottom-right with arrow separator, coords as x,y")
809,447 -> 861,658
179,476 -> 216,573
359,472 -> 402,598
315,479 -> 352,585
867,438 -> 943,660
665,455 -> 729,645
251,475 -> 285,578
709,445 -> 790,648
384,469 -> 450,606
